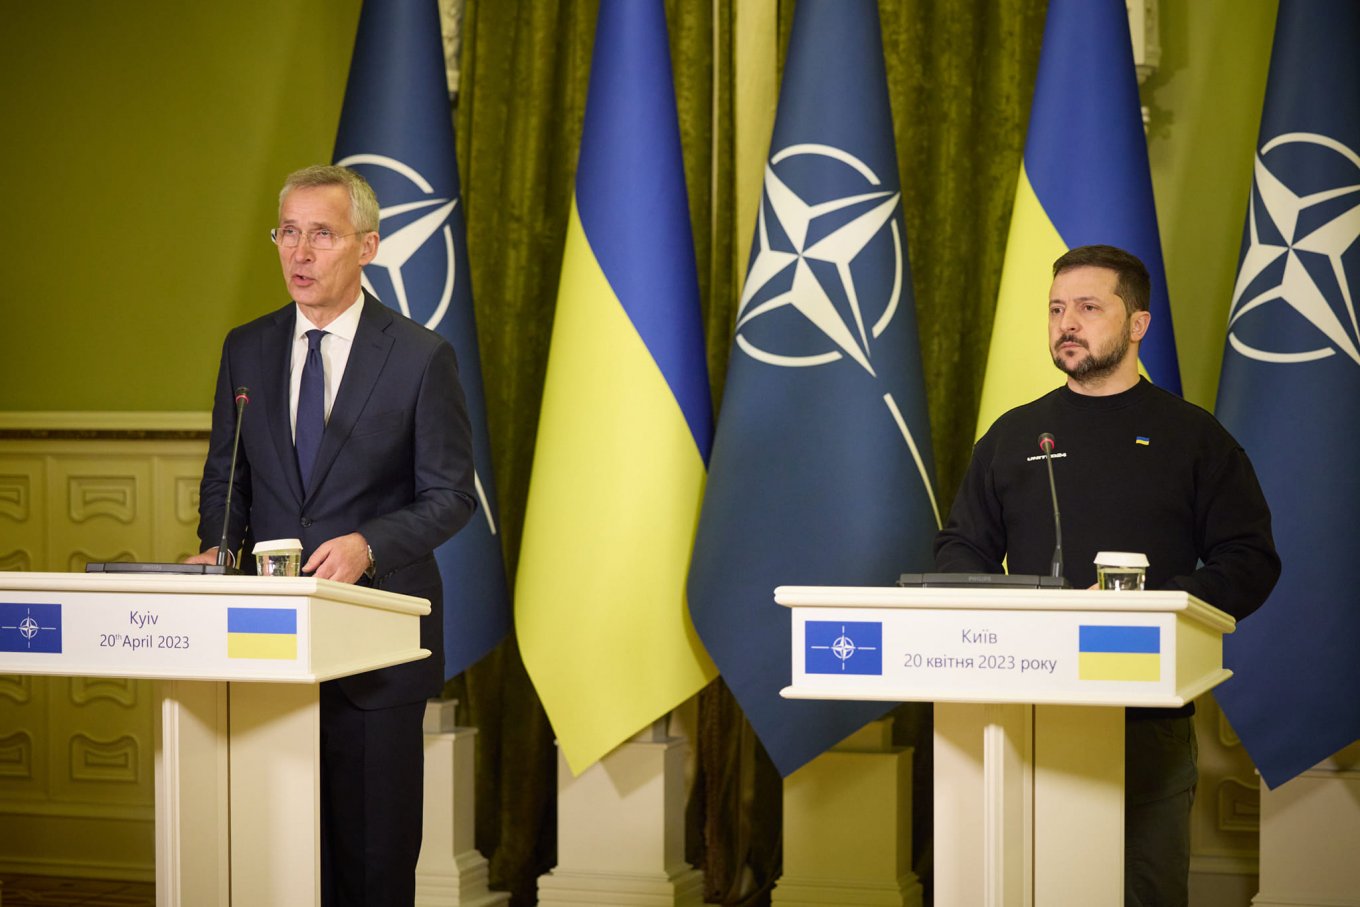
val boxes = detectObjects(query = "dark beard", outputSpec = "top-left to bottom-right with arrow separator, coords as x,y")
1052,327 -> 1131,380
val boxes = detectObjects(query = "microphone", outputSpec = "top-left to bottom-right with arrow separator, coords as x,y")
216,387 -> 250,571
1037,432 -> 1064,581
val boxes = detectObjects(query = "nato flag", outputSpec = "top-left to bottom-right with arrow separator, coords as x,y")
1214,0 -> 1360,788
333,0 -> 510,678
687,0 -> 939,777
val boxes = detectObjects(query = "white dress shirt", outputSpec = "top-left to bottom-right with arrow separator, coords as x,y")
289,294 -> 364,441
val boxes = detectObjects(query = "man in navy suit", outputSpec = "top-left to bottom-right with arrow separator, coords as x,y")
189,164 -> 476,905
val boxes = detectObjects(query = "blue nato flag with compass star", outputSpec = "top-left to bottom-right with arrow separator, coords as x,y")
1213,0 -> 1360,789
687,0 -> 939,777
332,0 -> 509,677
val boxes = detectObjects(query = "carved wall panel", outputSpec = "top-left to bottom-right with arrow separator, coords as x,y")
70,677 -> 139,709
0,550 -> 33,571
0,731 -> 34,780
50,459 -> 153,566
0,473 -> 32,520
69,734 -> 140,784
0,673 -> 33,704
67,474 -> 139,525
1191,694 -> 1260,879
0,457 -> 46,569
0,668 -> 48,801
0,420 -> 207,879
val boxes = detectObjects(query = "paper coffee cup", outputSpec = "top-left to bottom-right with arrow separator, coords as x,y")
1093,551 -> 1148,591
253,538 -> 303,577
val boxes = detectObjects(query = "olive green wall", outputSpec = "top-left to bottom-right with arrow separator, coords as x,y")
0,1 -> 1277,415
0,1 -> 363,412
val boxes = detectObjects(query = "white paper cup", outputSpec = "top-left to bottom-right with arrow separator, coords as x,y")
253,538 -> 303,577
1094,551 -> 1149,591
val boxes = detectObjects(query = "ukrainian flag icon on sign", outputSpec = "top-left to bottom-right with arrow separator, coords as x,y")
806,620 -> 882,675
227,608 -> 298,660
1079,625 -> 1160,681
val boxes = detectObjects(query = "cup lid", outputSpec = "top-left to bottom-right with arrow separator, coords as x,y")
1093,551 -> 1149,568
252,538 -> 303,554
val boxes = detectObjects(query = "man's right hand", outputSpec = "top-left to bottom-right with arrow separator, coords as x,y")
184,548 -> 221,566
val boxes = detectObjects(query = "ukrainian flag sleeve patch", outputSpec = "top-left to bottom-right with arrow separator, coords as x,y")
227,608 -> 298,660
1078,624 -> 1160,681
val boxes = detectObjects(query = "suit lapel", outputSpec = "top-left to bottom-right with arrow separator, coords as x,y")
303,294 -> 395,502
261,306 -> 306,505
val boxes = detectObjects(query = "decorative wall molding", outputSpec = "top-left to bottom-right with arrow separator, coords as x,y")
70,735 -> 139,784
0,419 -> 205,878
174,476 -> 199,525
0,411 -> 211,437
0,674 -> 33,704
0,549 -> 33,571
0,475 -> 30,520
0,732 -> 34,779
71,677 -> 139,709
69,476 -> 138,524
1216,776 -> 1260,833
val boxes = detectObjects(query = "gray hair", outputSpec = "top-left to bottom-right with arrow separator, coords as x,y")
278,165 -> 380,234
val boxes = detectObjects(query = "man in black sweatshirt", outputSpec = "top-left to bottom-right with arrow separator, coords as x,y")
935,244 -> 1280,907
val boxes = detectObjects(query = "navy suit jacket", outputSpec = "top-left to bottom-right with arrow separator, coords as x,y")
198,292 -> 476,707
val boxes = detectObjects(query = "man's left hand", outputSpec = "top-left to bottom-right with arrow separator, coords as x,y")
303,532 -> 370,584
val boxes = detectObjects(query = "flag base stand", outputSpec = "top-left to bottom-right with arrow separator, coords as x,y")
1254,741 -> 1360,906
773,718 -> 922,906
416,700 -> 508,907
537,722 -> 703,906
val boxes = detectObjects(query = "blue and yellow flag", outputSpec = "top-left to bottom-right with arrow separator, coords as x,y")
226,607 -> 298,661
514,0 -> 717,774
977,0 -> 1180,434
1078,625 -> 1160,682
687,0 -> 939,778
1214,0 -> 1360,788
333,0 -> 510,678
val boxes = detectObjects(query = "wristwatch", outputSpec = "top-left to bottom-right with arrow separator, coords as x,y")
364,543 -> 376,580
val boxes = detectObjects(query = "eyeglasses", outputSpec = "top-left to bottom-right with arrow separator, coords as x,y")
270,225 -> 360,250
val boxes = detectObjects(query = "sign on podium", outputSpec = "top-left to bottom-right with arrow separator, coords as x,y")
0,571 -> 431,907
778,585 -> 1235,907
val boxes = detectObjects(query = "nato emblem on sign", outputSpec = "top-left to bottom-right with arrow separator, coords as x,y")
1228,133 -> 1360,368
806,620 -> 882,675
335,153 -> 460,333
0,603 -> 63,654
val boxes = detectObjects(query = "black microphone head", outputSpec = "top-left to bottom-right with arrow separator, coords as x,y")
234,387 -> 250,405
1038,432 -> 1055,454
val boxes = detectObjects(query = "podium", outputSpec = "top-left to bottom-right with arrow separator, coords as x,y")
0,571 -> 431,906
777,585 -> 1234,907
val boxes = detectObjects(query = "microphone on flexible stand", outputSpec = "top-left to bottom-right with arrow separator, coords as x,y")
1038,432 -> 1064,582
215,387 -> 250,573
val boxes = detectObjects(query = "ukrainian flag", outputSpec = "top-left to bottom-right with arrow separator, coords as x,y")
976,0 -> 1181,435
1079,625 -> 1160,682
226,608 -> 298,660
514,0 -> 717,774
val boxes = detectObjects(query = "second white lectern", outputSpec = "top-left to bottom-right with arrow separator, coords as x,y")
777,585 -> 1234,907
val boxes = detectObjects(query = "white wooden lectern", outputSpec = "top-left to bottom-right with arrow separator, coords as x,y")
0,571 -> 431,907
777,585 -> 1234,907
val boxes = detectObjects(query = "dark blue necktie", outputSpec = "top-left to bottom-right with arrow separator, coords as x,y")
295,329 -> 327,489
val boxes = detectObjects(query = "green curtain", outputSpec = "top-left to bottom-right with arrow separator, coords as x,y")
452,1 -> 1045,903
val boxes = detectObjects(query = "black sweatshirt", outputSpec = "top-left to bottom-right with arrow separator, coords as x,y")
936,378 -> 1280,623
